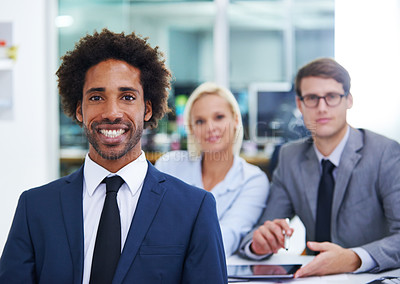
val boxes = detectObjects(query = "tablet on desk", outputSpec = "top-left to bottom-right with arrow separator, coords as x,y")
227,264 -> 302,280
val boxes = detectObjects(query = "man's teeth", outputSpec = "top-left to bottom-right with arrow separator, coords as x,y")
100,129 -> 125,138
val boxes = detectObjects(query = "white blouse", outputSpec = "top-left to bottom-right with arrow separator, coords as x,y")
155,151 -> 269,256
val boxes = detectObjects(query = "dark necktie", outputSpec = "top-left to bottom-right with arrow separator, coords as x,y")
90,176 -> 125,284
315,159 -> 335,243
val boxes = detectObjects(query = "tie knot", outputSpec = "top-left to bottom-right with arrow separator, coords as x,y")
103,176 -> 125,194
321,159 -> 335,174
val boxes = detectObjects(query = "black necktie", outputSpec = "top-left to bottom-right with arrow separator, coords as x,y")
315,159 -> 335,243
90,176 -> 125,284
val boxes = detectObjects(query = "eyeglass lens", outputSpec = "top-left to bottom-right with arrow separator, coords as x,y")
302,94 -> 344,107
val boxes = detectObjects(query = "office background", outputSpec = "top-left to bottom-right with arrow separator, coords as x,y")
0,0 -> 399,254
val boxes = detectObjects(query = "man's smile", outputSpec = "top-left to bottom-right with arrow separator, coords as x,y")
92,121 -> 132,146
99,129 -> 126,138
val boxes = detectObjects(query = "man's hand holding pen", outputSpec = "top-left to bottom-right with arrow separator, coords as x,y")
283,218 -> 290,251
249,218 -> 362,278
251,218 -> 293,255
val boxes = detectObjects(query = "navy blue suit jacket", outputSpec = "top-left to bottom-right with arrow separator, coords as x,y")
0,162 -> 227,283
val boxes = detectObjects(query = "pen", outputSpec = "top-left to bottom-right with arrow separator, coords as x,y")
284,218 -> 290,251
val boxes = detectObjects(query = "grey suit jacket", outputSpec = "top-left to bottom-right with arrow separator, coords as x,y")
239,128 -> 400,272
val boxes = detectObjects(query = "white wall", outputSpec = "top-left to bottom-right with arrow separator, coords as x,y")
336,0 -> 400,141
0,0 -> 59,253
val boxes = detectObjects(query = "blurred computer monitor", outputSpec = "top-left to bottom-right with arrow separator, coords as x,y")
248,82 -> 308,145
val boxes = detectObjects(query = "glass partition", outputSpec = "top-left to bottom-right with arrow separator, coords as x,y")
228,0 -> 334,142
58,0 -> 334,175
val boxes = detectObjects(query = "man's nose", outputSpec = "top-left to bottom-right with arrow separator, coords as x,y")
101,100 -> 123,120
317,97 -> 329,111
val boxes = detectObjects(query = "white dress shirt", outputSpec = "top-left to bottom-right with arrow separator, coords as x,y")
82,151 -> 148,284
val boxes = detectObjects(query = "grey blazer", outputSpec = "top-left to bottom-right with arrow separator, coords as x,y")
239,128 -> 400,272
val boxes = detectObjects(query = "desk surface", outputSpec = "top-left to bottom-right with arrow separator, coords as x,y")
227,254 -> 400,284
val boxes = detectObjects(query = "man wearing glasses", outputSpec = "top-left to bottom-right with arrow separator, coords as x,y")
239,58 -> 400,277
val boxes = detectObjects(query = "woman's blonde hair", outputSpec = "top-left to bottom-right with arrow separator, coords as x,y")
183,82 -> 244,158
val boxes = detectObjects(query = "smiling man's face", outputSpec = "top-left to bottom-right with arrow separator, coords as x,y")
76,59 -> 152,172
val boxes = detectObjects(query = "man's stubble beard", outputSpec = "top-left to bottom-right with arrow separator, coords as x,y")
83,121 -> 143,160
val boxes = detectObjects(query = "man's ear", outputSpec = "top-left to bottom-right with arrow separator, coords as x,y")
346,93 -> 353,109
144,100 -> 152,121
295,96 -> 304,115
76,101 -> 83,122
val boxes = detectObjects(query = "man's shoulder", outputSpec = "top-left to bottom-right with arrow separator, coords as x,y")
23,168 -> 82,198
352,128 -> 400,158
361,128 -> 399,146
280,136 -> 313,156
149,166 -> 216,215
147,164 -> 210,200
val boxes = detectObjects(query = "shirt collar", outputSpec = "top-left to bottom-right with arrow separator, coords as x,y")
313,125 -> 350,167
83,151 -> 148,197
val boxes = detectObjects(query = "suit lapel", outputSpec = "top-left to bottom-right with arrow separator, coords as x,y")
59,167 -> 85,284
113,163 -> 167,284
331,128 -> 363,230
300,129 -> 364,226
300,140 -> 321,220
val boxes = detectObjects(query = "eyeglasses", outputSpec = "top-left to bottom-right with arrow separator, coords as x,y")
299,93 -> 348,108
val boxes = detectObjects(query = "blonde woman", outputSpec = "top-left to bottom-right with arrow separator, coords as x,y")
155,82 -> 269,256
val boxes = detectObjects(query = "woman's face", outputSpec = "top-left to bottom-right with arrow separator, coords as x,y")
190,93 -> 238,155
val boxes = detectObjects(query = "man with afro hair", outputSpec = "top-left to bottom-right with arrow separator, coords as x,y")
0,29 -> 227,284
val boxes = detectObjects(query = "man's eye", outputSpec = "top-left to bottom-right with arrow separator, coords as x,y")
327,94 -> 337,99
122,95 -> 135,101
89,95 -> 102,101
306,95 -> 318,101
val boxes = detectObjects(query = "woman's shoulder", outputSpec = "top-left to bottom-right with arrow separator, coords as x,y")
155,150 -> 198,169
234,155 -> 269,182
156,150 -> 190,162
154,150 -> 201,181
236,155 -> 264,173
